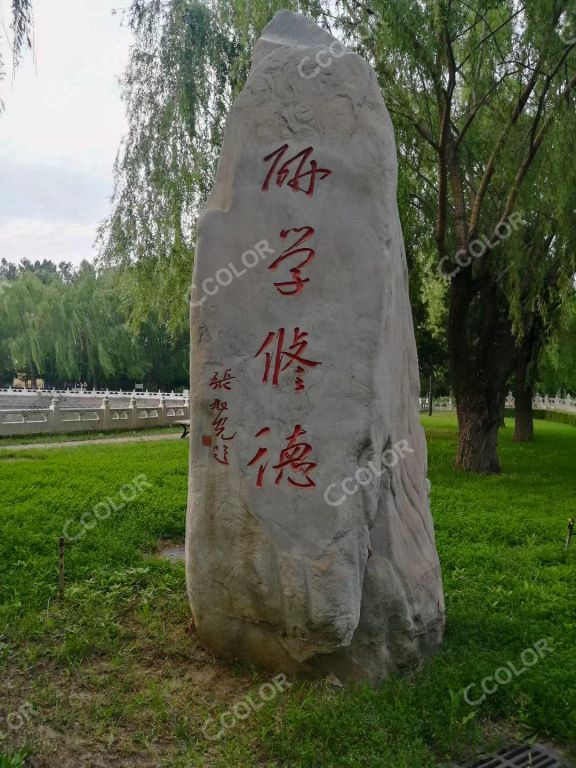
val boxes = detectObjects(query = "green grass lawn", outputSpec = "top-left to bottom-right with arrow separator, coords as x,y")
1,415 -> 574,767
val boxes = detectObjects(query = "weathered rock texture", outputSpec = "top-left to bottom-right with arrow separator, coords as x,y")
186,10 -> 445,683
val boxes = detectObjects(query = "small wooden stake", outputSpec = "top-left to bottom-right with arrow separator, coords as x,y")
566,518 -> 574,550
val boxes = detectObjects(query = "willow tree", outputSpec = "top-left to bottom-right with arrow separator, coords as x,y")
101,0 -> 451,404
0,0 -> 33,108
0,262 -> 178,388
99,1 -> 223,333
538,297 -> 576,396
506,118 -> 576,442
103,0 -> 576,471
100,0 -> 313,332
341,0 -> 576,471
0,272 -> 49,386
395,107 -> 451,394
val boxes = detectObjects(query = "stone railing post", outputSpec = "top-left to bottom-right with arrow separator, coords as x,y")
101,396 -> 111,430
158,394 -> 166,426
129,396 -> 137,429
536,393 -> 543,409
49,396 -> 60,434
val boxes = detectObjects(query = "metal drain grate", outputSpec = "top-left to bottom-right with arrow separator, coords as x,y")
466,742 -> 567,768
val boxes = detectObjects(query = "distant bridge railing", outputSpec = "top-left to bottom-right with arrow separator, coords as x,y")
0,386 -> 187,400
3,389 -> 574,438
0,390 -> 189,438
505,393 -> 576,413
419,393 -> 576,414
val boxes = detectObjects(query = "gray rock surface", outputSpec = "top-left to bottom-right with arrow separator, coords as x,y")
186,10 -> 444,682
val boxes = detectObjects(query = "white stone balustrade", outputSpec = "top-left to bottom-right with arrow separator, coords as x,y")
421,393 -> 576,414
0,386 -> 188,399
1,388 -> 572,436
0,391 -> 189,438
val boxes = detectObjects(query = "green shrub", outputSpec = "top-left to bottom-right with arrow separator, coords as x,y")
504,408 -> 576,428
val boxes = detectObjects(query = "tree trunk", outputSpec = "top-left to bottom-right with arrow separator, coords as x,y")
513,382 -> 533,442
455,388 -> 503,473
448,267 -> 513,474
442,131 -> 520,473
513,345 -> 534,442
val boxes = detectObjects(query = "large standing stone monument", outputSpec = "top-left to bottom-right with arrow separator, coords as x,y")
186,10 -> 444,683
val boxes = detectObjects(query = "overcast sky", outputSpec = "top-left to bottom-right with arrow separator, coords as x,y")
0,0 -> 133,266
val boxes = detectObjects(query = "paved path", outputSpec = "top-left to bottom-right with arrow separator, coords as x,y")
0,432 -> 184,452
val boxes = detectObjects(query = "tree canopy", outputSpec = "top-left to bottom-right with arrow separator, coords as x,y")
0,259 -> 188,389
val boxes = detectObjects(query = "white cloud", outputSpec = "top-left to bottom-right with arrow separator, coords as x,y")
0,217 -> 98,265
0,0 -> 133,265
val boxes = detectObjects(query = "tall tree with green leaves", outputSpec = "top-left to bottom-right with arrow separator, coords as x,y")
0,271 -> 48,386
0,261 -> 189,389
100,0 -> 449,405
102,0 -> 576,472
538,296 -> 576,396
98,0 -> 328,332
505,120 -> 576,442
340,0 -> 576,471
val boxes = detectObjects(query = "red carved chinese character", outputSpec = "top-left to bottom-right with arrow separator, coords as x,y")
255,327 -> 321,391
268,227 -> 315,296
212,417 -> 237,440
261,145 -> 332,196
209,399 -> 236,440
209,399 -> 229,413
212,444 -> 230,465
273,425 -> 317,487
248,425 -> 317,488
247,427 -> 271,487
209,369 -> 235,390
